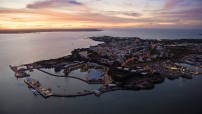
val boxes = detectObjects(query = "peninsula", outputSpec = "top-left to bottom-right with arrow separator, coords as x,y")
0,28 -> 103,34
10,36 -> 202,98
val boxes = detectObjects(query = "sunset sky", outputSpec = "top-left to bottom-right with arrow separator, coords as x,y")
0,0 -> 202,29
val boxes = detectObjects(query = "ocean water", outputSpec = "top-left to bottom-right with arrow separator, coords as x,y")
105,28 -> 202,39
0,28 -> 202,114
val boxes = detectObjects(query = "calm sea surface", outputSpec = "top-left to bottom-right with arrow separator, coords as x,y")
0,28 -> 202,114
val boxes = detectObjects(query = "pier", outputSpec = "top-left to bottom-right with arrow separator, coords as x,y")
9,65 -> 30,78
24,78 -> 53,98
24,78 -> 96,98
24,77 -> 120,98
52,91 -> 94,97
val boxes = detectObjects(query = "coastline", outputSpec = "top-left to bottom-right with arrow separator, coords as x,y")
0,28 -> 104,34
9,36 -> 202,98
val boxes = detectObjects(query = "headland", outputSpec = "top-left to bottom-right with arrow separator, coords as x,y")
0,28 -> 103,34
10,36 -> 202,98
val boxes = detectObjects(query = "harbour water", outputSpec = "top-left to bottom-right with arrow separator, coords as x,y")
0,28 -> 202,114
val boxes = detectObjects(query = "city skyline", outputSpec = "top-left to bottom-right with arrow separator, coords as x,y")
0,0 -> 202,29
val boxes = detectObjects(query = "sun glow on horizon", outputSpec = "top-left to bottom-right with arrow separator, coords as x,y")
0,0 -> 202,29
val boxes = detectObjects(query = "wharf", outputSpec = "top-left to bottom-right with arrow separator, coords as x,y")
9,65 -> 30,78
52,87 -> 121,98
24,78 -> 95,98
24,80 -> 53,98
52,91 -> 94,97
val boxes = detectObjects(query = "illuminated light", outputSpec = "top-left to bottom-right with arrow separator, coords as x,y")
170,67 -> 177,70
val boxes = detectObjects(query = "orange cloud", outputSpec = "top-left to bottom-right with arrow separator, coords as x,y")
26,0 -> 83,9
0,0 -> 202,29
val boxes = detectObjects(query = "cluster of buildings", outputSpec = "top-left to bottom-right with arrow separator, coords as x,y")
74,37 -> 202,80
182,55 -> 202,67
78,37 -> 178,68
10,36 -> 202,98
145,61 -> 192,79
80,37 -> 152,65
172,41 -> 202,53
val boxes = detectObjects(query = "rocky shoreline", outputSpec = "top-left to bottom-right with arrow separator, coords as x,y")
10,36 -> 202,97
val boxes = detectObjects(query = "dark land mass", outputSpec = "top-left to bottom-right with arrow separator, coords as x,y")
0,28 -> 103,34
10,36 -> 202,98
160,39 -> 202,43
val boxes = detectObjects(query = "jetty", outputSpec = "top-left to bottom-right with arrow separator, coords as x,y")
24,78 -> 53,98
9,65 -> 30,78
52,91 -> 94,97
24,77 -> 103,98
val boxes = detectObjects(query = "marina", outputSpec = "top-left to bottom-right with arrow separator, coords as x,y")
10,61 -> 112,98
24,76 -> 119,98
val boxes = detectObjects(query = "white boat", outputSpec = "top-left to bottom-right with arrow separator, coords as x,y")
32,90 -> 39,95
